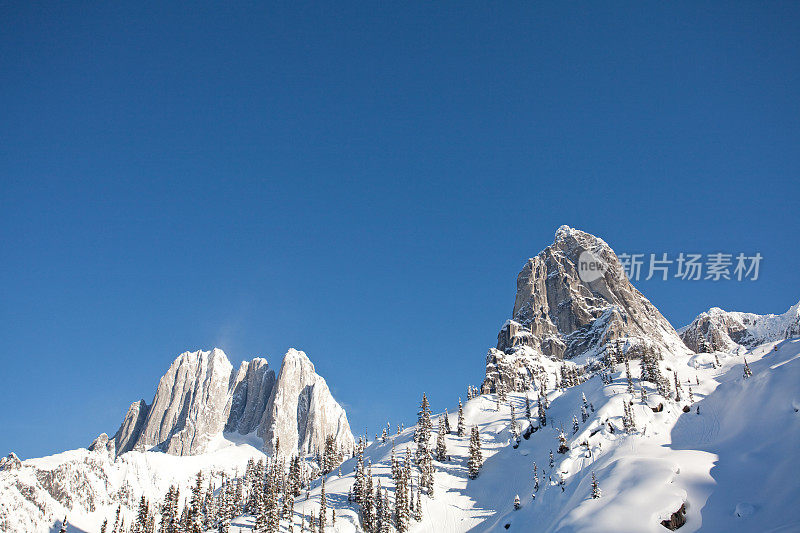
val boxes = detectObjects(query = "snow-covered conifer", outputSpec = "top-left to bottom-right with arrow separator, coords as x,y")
457,399 -> 466,437
514,494 -> 521,510
468,426 -> 483,479
591,472 -> 601,499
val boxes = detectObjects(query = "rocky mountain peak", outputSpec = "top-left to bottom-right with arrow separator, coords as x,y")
484,226 -> 689,393
680,300 -> 800,352
110,347 -> 353,458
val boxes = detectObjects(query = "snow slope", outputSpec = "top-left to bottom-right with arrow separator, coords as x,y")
0,437 -> 266,533
290,339 -> 800,532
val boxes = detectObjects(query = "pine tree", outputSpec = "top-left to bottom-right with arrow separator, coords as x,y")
414,486 -> 422,521
381,490 -> 391,533
513,494 -> 521,510
457,399 -> 466,437
415,393 -> 433,446
532,462 -> 539,493
190,471 -> 204,533
100,519 -> 107,533
525,396 -> 532,419
418,440 -> 435,496
640,384 -> 648,403
538,395 -> 547,427
443,409 -> 451,434
549,450 -> 554,468
468,426 -> 483,479
557,430 -> 569,454
112,505 -> 121,533
319,476 -> 327,532
436,416 -> 448,461
135,495 -> 148,533
625,358 -> 635,394
743,358 -> 753,379
510,404 -> 520,444
591,472 -> 602,499
58,517 -> 68,533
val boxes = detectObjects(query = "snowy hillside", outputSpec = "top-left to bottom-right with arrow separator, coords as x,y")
292,338 -> 800,533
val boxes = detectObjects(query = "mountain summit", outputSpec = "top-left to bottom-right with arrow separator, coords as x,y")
108,348 -> 354,458
484,226 -> 689,392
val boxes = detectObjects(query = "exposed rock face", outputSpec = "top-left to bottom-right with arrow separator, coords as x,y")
87,433 -> 115,456
0,453 -> 21,471
111,348 -> 353,458
484,226 -> 689,392
112,399 -> 149,455
225,358 -> 275,435
680,301 -> 800,353
257,349 -> 354,457
134,348 -> 233,455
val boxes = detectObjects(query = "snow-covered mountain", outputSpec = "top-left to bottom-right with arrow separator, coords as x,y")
679,301 -> 800,353
108,348 -> 354,459
2,226 -> 799,533
484,225 -> 690,394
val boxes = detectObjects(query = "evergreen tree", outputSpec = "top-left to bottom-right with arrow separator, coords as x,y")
319,476 -> 327,532
381,490 -> 391,533
688,386 -> 694,403
625,358 -> 635,394
190,471 -> 204,533
591,472 -> 602,499
572,415 -> 579,434
525,396 -> 532,419
640,384 -> 648,403
557,430 -> 569,454
532,462 -> 539,493
538,395 -> 547,427
415,393 -> 433,446
414,486 -> 422,521
549,450 -> 554,468
443,409 -> 451,434
418,440 -> 435,496
467,426 -> 483,479
514,494 -> 521,510
743,358 -> 753,379
100,519 -> 107,533
510,404 -> 520,444
134,495 -> 148,533
457,399 -> 466,437
58,517 -> 68,533
435,416 -> 448,461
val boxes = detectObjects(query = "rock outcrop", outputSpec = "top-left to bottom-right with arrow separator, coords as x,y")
110,348 -> 354,458
484,226 -> 690,392
257,349 -> 353,457
680,301 -> 800,353
0,453 -> 21,472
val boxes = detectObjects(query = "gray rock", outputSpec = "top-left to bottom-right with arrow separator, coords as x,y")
257,349 -> 354,458
0,452 -> 21,471
112,399 -> 149,455
110,347 -> 353,458
484,226 -> 690,392
225,358 -> 275,435
680,301 -> 800,352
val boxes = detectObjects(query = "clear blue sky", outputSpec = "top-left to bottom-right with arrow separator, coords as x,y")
2,2 -> 798,459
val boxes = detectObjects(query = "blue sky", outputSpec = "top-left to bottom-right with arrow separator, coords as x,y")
1,2 -> 798,459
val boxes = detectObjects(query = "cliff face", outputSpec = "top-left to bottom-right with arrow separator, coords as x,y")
256,349 -> 354,458
484,226 -> 689,393
109,348 -> 353,458
680,301 -> 800,353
